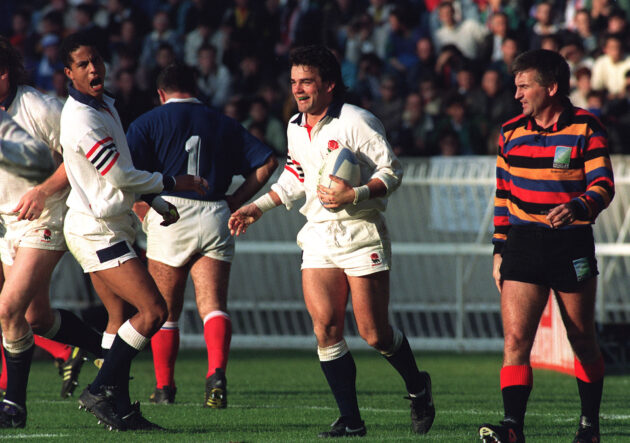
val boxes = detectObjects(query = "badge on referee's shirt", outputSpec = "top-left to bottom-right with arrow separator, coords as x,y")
553,146 -> 571,169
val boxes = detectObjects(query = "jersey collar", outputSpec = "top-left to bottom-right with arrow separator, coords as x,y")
526,98 -> 574,132
68,83 -> 115,110
290,99 -> 344,126
164,97 -> 202,105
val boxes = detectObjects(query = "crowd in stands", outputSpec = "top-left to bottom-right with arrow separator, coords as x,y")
3,0 -> 630,156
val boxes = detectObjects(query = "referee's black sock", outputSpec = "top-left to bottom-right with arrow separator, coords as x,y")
320,351 -> 363,428
50,309 -> 103,357
3,343 -> 34,408
575,356 -> 605,432
382,332 -> 423,394
500,365 -> 533,429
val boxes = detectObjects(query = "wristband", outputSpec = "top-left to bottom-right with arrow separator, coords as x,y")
352,185 -> 370,205
150,195 -> 170,214
162,175 -> 176,191
253,193 -> 276,213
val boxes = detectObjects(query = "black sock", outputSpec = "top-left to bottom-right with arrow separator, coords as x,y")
383,335 -> 423,394
4,344 -> 34,407
577,378 -> 603,430
502,385 -> 531,428
320,352 -> 362,428
51,309 -> 103,357
90,334 -> 138,412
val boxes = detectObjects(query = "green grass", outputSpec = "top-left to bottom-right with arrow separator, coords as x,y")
4,349 -> 629,441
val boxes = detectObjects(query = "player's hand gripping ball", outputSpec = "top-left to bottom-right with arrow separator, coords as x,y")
318,145 -> 361,212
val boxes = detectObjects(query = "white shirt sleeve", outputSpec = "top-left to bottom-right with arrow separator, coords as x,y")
76,126 -> 164,195
270,151 -> 306,210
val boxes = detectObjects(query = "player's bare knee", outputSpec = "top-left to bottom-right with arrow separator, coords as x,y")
503,333 -> 534,358
0,297 -> 23,325
567,331 -> 598,359
25,312 -> 54,334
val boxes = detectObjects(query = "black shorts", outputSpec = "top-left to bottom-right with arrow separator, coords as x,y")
500,225 -> 598,293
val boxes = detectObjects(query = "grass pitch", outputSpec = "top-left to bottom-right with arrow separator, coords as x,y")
3,349 -> 629,441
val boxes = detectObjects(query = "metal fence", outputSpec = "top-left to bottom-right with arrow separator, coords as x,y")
50,156 -> 630,351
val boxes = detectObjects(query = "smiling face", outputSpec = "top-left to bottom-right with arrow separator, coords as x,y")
290,64 -> 334,124
64,45 -> 106,100
514,69 -> 555,118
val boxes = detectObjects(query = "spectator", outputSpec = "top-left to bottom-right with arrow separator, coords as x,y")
528,1 -> 560,50
139,10 -> 182,72
436,128 -> 461,156
591,33 -> 630,98
434,1 -> 488,61
345,13 -> 378,67
146,43 -> 177,105
46,69 -> 69,102
183,15 -> 216,67
418,75 -> 442,117
481,11 -> 511,63
367,0 -> 395,60
569,66 -> 593,109
113,68 -> 153,131
34,34 -> 64,94
434,92 -> 484,155
468,68 -> 521,146
606,69 -> 630,153
490,34 -> 519,87
394,92 -> 436,156
371,74 -> 405,141
571,8 -> 598,55
352,52 -> 383,109
9,9 -> 39,62
407,36 -> 436,92
196,44 -> 232,110
384,4 -> 425,80
242,96 -> 286,156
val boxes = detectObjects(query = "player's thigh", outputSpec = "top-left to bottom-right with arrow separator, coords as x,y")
347,270 -> 391,338
302,268 -> 349,342
189,255 -> 231,318
0,248 -> 64,315
92,257 -> 164,312
148,258 -> 189,319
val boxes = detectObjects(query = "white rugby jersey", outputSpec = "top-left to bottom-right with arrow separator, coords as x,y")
272,102 -> 403,222
60,85 -> 164,218
0,110 -> 54,213
1,85 -> 67,213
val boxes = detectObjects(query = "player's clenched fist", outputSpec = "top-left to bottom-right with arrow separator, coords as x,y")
228,203 -> 262,236
150,195 -> 180,226
173,174 -> 209,195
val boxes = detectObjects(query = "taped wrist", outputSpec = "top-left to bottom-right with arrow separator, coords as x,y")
253,193 -> 276,213
352,185 -> 370,205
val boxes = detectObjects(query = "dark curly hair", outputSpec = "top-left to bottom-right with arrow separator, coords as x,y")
289,45 -> 347,101
0,36 -> 29,88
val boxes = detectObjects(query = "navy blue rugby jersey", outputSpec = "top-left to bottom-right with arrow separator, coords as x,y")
127,98 -> 274,201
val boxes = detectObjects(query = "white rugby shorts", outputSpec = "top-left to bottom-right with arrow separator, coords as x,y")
143,196 -> 234,267
64,209 -> 138,272
298,214 -> 391,276
0,201 -> 67,266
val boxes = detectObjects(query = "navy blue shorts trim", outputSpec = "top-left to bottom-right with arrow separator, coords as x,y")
96,241 -> 131,263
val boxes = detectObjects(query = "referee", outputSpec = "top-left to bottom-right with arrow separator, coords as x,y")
479,49 -> 614,443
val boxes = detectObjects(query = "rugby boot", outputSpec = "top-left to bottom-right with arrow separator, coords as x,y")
0,400 -> 26,428
572,416 -> 600,443
121,401 -> 164,430
318,417 -> 367,438
204,368 -> 227,408
60,347 -> 88,398
406,371 -> 435,434
479,419 -> 525,443
78,385 -> 126,431
149,385 -> 176,404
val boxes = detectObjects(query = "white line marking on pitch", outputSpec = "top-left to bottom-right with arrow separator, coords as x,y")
2,434 -> 71,439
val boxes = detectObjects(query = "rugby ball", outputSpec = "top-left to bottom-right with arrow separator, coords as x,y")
318,145 -> 361,211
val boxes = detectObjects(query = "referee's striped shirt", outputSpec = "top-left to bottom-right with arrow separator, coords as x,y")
492,104 -> 615,253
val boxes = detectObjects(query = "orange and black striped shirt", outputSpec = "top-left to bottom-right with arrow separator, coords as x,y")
493,105 -> 615,253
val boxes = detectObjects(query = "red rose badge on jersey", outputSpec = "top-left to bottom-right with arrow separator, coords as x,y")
327,140 -> 339,152
370,252 -> 382,266
42,229 -> 52,243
